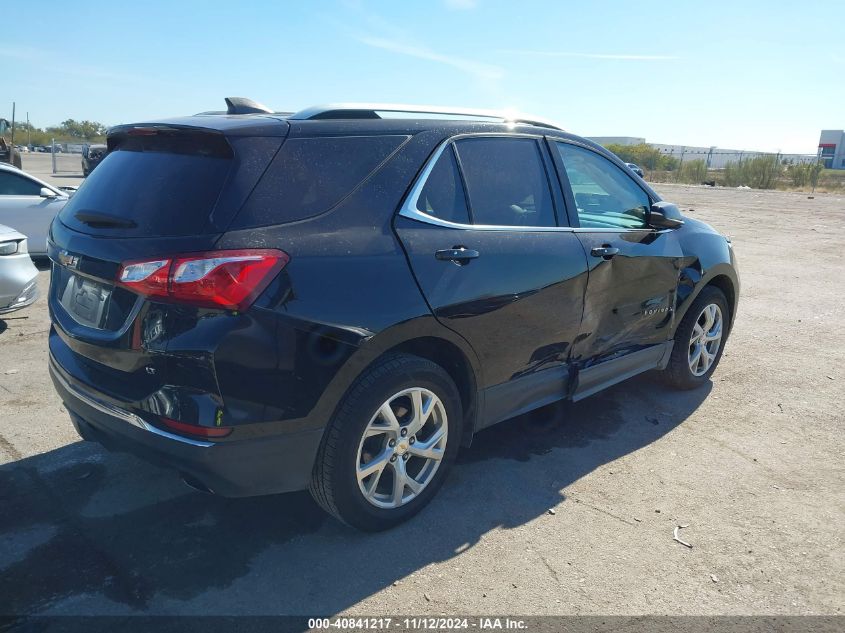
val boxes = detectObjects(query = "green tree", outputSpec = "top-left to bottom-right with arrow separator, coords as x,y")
604,143 -> 679,172
49,119 -> 108,139
11,118 -> 109,146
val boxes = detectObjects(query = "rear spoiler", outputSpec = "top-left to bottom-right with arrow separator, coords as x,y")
106,124 -> 233,157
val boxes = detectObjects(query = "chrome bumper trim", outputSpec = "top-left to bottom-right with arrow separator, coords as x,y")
49,356 -> 214,448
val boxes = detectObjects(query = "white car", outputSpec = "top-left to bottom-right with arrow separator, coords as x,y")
0,163 -> 68,256
0,224 -> 39,314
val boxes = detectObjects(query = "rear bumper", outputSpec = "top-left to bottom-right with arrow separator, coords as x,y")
49,355 -> 324,497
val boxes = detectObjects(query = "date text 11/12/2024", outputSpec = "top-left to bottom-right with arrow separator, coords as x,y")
308,617 -> 528,630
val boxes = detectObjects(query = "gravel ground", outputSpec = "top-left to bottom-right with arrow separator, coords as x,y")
0,184 -> 842,617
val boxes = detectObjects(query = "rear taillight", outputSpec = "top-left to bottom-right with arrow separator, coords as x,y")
117,249 -> 288,311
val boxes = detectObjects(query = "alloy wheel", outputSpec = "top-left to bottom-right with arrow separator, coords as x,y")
356,387 -> 448,509
688,303 -> 723,376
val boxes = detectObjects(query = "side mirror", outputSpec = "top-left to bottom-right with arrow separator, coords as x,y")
649,201 -> 684,229
39,187 -> 58,199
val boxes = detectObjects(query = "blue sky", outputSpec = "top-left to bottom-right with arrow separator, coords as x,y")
5,0 -> 844,153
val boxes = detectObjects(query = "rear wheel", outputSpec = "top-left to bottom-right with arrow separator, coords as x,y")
663,286 -> 729,389
309,354 -> 462,531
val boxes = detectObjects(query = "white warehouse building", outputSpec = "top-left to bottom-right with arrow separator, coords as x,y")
588,137 -> 817,169
818,130 -> 845,170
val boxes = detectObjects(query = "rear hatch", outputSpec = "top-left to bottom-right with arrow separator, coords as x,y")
48,119 -> 288,431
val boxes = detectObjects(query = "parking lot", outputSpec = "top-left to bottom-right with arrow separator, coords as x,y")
19,151 -> 85,187
0,183 -> 842,617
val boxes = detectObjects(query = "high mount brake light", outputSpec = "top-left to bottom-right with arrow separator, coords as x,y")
126,127 -> 160,136
117,249 -> 288,311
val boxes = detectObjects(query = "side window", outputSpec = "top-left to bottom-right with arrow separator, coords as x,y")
232,135 -> 407,229
555,142 -> 650,229
0,171 -> 42,196
454,137 -> 556,227
417,145 -> 470,224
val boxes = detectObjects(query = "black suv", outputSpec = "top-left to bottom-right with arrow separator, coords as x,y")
47,99 -> 739,531
81,143 -> 107,177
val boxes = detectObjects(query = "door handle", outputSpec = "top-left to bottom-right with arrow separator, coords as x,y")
590,246 -> 619,260
435,246 -> 480,265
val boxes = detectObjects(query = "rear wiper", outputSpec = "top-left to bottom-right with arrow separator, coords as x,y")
74,211 -> 137,229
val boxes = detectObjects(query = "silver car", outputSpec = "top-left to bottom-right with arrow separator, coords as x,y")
0,163 -> 68,257
0,224 -> 39,314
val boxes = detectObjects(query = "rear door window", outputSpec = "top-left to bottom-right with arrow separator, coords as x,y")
232,135 -> 408,228
454,137 -> 556,227
416,145 -> 470,224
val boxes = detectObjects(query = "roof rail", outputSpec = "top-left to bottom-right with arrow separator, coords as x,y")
287,103 -> 564,131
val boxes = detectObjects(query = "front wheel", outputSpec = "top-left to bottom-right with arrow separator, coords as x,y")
309,354 -> 462,531
662,286 -> 730,390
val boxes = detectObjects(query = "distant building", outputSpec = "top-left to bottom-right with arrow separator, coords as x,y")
647,144 -> 814,169
818,130 -> 845,170
587,136 -> 645,146
590,135 -> 816,169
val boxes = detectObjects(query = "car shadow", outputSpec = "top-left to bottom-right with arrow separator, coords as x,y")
0,373 -> 710,616
32,258 -> 51,271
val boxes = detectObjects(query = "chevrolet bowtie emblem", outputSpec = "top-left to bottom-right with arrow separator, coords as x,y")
58,250 -> 80,269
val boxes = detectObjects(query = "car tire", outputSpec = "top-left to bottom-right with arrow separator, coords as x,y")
663,286 -> 730,390
309,353 -> 462,531
11,149 -> 22,169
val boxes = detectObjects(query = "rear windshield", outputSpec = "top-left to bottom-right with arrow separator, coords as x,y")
59,132 -> 233,237
230,135 -> 408,228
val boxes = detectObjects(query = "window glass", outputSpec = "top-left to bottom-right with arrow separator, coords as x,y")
59,137 -> 232,236
0,171 -> 42,196
454,138 -> 555,227
233,135 -> 406,228
555,142 -> 651,229
417,145 -> 470,224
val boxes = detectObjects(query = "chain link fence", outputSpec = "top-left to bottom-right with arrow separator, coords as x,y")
605,142 -> 836,190
652,145 -> 817,170
48,138 -> 97,176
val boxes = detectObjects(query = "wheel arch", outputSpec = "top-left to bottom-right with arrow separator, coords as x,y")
706,274 -> 737,330
675,265 -> 738,336
384,336 -> 479,447
308,315 -> 482,451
